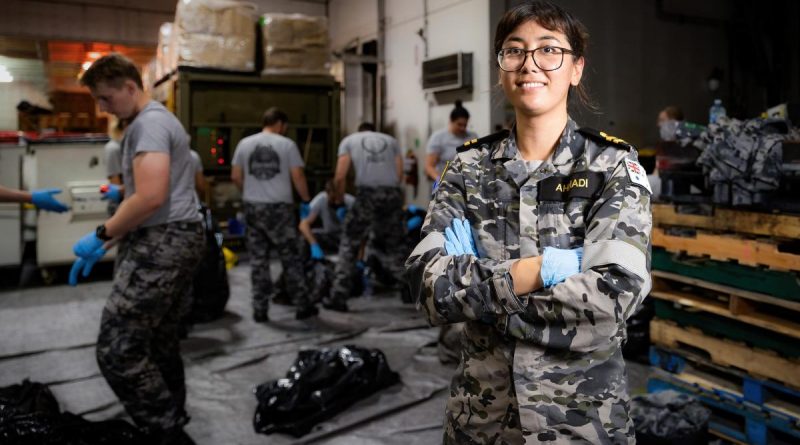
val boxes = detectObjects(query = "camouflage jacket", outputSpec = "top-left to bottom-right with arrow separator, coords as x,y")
406,118 -> 652,444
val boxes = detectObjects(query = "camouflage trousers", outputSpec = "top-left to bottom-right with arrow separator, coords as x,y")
330,186 -> 406,302
244,202 -> 309,313
96,221 -> 204,433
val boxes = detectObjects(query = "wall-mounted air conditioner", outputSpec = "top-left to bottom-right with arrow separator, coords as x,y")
422,52 -> 473,93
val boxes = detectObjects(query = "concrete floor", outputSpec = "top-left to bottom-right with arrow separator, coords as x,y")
0,261 -> 651,444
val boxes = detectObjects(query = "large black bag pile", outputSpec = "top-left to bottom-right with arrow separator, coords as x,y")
253,345 -> 400,437
0,379 -> 143,445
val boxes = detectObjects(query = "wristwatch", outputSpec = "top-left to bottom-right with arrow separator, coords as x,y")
96,224 -> 113,241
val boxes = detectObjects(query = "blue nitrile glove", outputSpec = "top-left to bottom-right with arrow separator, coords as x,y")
99,184 -> 122,203
407,215 -> 423,231
335,205 -> 347,222
31,188 -> 68,213
68,232 -> 107,286
310,243 -> 324,260
443,218 -> 477,256
407,204 -> 419,213
300,202 -> 311,220
540,246 -> 583,288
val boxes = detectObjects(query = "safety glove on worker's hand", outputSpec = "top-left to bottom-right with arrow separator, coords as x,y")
443,218 -> 477,257
99,184 -> 122,203
68,232 -> 107,286
310,243 -> 324,260
31,188 -> 69,213
335,205 -> 347,222
299,202 -> 311,220
540,246 -> 584,288
407,216 -> 423,232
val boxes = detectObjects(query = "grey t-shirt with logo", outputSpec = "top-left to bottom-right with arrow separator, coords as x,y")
309,192 -> 355,234
337,131 -> 401,187
232,131 -> 304,204
121,100 -> 200,227
426,128 -> 478,175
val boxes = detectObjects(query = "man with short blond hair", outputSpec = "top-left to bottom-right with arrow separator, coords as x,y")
72,53 -> 203,445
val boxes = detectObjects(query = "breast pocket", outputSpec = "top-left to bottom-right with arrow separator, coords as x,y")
466,198 -> 517,260
537,199 -> 589,249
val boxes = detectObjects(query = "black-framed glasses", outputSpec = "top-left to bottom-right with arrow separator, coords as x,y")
497,46 -> 575,72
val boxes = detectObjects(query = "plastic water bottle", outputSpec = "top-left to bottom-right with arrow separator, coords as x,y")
709,99 -> 727,124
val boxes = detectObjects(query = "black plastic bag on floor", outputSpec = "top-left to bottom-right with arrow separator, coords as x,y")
253,345 -> 400,437
0,380 -> 60,442
631,390 -> 710,445
189,206 -> 230,323
0,379 -> 144,445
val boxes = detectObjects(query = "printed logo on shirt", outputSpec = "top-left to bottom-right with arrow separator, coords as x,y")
249,145 -> 280,180
362,137 -> 389,163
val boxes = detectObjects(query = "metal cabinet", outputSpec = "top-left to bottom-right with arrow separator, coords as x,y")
23,135 -> 115,266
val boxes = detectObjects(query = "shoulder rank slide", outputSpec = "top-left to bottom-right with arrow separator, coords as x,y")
577,127 -> 633,150
457,129 -> 510,153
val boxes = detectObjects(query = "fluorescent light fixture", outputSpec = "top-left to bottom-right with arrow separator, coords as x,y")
82,61 -> 92,71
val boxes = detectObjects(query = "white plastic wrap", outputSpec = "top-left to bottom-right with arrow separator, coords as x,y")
172,0 -> 257,72
156,22 -> 174,79
260,13 -> 330,75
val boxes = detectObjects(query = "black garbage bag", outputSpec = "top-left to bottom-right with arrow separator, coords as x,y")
253,345 -> 400,437
0,380 -> 144,445
631,390 -> 710,445
54,412 -> 143,445
190,206 -> 230,323
622,298 -> 655,361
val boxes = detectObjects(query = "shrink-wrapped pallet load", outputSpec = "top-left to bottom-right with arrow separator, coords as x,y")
260,13 -> 330,75
172,0 -> 257,72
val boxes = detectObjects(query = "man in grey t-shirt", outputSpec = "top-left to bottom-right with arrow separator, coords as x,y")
298,179 -> 355,259
69,54 -> 204,444
324,122 -> 406,312
231,107 -> 316,321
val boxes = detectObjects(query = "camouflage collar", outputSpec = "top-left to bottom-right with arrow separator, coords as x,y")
491,118 -> 583,167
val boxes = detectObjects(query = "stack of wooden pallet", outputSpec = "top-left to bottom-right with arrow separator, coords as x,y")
646,203 -> 800,445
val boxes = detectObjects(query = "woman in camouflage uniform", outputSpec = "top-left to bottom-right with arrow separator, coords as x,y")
406,2 -> 653,444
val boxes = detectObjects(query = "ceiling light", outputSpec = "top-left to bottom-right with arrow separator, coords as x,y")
88,51 -> 102,60
82,61 -> 93,71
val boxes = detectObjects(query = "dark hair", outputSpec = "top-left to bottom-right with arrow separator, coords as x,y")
262,107 -> 288,127
80,53 -> 143,90
450,100 -> 470,121
494,1 -> 593,110
358,122 -> 375,132
661,106 -> 684,121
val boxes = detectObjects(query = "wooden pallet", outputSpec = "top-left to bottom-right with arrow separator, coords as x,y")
651,227 -> 800,271
650,270 -> 800,340
653,300 -> 800,359
652,203 -> 800,240
652,248 -> 800,302
649,319 -> 800,390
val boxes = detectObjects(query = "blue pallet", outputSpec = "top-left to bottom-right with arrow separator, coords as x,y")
650,346 -> 800,413
649,374 -> 800,445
